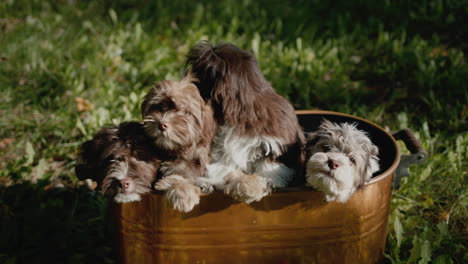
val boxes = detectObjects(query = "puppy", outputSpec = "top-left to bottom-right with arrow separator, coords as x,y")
305,120 -> 380,203
75,122 -> 162,203
141,74 -> 217,212
186,42 -> 305,203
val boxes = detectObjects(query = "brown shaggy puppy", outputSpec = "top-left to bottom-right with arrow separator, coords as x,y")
75,122 -> 162,203
142,74 -> 217,212
186,42 -> 305,203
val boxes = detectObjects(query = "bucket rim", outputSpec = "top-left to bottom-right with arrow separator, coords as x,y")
151,110 -> 402,195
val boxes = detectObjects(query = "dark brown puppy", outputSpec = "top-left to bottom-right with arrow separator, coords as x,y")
75,121 -> 162,203
186,42 -> 305,203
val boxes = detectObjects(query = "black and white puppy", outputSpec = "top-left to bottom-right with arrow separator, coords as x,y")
186,42 -> 305,203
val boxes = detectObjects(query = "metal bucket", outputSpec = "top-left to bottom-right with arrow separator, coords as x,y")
114,110 -> 427,264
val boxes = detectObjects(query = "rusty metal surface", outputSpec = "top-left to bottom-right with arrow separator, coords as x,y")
114,110 -> 401,264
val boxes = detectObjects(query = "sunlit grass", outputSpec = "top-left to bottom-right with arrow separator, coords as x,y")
0,0 -> 466,263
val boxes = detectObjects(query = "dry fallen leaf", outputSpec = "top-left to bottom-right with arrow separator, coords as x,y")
323,72 -> 332,81
437,211 -> 450,223
430,47 -> 448,57
75,97 -> 94,112
0,138 -> 14,149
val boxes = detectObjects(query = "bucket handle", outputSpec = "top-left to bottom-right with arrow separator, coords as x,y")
391,129 -> 428,188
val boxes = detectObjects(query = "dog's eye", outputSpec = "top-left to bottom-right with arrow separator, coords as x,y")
143,117 -> 156,126
110,156 -> 125,163
147,104 -> 164,113
322,145 -> 332,152
349,156 -> 356,165
182,109 -> 191,116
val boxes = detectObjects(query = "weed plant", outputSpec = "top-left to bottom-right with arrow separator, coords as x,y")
0,0 -> 466,263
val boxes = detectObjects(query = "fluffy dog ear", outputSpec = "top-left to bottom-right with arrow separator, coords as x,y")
75,165 -> 92,181
361,145 -> 380,185
186,42 -> 270,121
182,72 -> 198,86
141,85 -> 156,118
317,119 -> 338,139
75,127 -> 120,181
75,139 -> 100,181
305,132 -> 320,147
200,102 -> 217,145
141,81 -> 170,118
319,119 -> 336,130
185,41 -> 222,99
305,132 -> 322,159
369,145 -> 380,174
307,119 -> 338,146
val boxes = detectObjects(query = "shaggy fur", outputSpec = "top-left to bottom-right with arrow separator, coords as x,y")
186,42 -> 305,203
75,122 -> 162,203
305,120 -> 380,203
142,74 -> 217,212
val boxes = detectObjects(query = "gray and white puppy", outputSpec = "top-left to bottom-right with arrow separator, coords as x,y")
305,120 -> 380,203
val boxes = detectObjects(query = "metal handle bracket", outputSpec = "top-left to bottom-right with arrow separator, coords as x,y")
392,129 -> 428,188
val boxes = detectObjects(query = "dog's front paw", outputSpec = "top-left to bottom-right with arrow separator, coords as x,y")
165,184 -> 201,212
224,171 -> 271,203
325,188 -> 354,203
155,175 -> 202,212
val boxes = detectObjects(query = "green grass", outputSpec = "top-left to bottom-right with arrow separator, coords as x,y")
0,0 -> 467,263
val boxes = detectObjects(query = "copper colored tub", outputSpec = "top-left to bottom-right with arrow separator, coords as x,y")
114,110 -> 427,264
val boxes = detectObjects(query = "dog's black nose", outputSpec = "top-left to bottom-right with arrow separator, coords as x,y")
328,159 -> 340,169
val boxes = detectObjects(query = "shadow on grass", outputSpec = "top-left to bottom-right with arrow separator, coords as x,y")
0,181 -> 117,264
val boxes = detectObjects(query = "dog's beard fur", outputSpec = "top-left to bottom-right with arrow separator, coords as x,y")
141,75 -> 217,212
186,42 -> 305,203
305,120 -> 380,203
75,122 -> 161,203
100,157 -> 161,203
